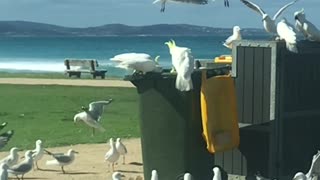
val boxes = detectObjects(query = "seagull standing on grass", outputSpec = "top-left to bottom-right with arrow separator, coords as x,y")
0,123 -> 7,132
223,26 -> 242,49
165,40 -> 194,91
0,130 -> 14,150
31,140 -> 44,170
7,150 -> 33,180
45,149 -> 78,174
115,138 -> 127,164
74,99 -> 113,135
240,0 -> 298,36
0,147 -> 19,167
277,18 -> 298,53
151,169 -> 158,180
294,9 -> 320,42
105,138 -> 120,172
0,163 -> 8,180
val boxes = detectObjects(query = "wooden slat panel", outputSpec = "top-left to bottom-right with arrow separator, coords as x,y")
232,149 -> 243,174
223,150 -> 233,173
243,47 -> 255,124
263,48 -> 271,122
65,59 -> 96,67
253,48 -> 264,124
214,152 -> 224,167
235,47 -> 245,123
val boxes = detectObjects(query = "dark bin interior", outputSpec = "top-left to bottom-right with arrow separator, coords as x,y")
125,66 -> 230,180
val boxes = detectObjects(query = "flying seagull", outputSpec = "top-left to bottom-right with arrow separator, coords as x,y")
240,0 -> 298,35
223,26 -> 242,49
294,9 -> 320,42
277,18 -> 298,53
151,169 -> 158,180
74,99 -> 113,135
153,0 -> 208,12
45,149 -> 78,174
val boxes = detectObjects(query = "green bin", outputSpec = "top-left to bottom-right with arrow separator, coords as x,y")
125,66 -> 230,180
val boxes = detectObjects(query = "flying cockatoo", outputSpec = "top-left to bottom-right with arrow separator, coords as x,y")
165,40 -> 194,91
294,9 -> 320,42
110,53 -> 161,74
223,26 -> 242,49
153,0 -> 230,12
277,18 -> 298,53
240,0 -> 298,36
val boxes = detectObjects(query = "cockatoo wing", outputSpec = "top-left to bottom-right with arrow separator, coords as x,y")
273,0 -> 298,20
240,0 -> 266,16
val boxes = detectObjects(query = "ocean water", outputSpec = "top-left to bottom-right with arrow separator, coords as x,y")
0,36 -> 268,77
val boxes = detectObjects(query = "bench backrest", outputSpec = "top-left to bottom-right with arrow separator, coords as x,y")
64,59 -> 99,71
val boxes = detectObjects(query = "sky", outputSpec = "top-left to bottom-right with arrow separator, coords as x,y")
0,0 -> 319,28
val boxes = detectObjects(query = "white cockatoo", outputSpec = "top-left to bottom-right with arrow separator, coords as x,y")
277,18 -> 298,53
223,26 -> 242,49
110,53 -> 161,74
294,9 -> 320,42
165,40 -> 194,91
240,0 -> 298,35
151,169 -> 158,180
212,167 -> 222,180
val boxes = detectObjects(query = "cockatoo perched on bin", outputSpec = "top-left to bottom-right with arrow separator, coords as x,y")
277,18 -> 298,53
165,40 -> 194,92
294,9 -> 320,42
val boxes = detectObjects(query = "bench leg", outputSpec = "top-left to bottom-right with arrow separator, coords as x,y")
77,73 -> 81,78
92,74 -> 96,79
101,74 -> 105,79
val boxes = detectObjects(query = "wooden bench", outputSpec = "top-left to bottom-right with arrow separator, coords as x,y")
64,59 -> 107,79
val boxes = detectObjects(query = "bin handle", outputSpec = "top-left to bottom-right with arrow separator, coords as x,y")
202,70 -> 231,82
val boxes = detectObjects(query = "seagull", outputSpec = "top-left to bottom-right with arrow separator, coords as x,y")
165,40 -> 194,91
7,150 -> 33,180
110,53 -> 161,74
240,0 -> 298,35
112,171 -> 125,180
45,149 -> 78,174
74,99 -> 113,135
184,172 -> 192,180
115,138 -> 127,165
0,163 -> 8,180
105,138 -> 120,172
0,123 -> 7,132
292,150 -> 320,180
31,140 -> 44,170
213,167 -> 222,180
153,0 -> 208,12
223,26 -> 242,49
151,169 -> 158,180
277,18 -> 298,53
0,147 -> 19,167
294,9 -> 320,42
0,130 -> 14,150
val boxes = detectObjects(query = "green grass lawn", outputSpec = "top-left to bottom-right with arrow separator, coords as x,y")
0,84 -> 139,151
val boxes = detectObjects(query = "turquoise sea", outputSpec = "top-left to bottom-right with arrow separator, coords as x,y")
0,35 -> 268,77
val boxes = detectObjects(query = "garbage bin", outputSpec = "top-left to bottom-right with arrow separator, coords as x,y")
125,65 -> 230,180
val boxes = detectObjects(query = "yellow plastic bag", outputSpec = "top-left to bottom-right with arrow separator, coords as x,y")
201,70 -> 240,154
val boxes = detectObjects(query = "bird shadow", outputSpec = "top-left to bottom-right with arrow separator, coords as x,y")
63,171 -> 98,175
117,170 -> 143,173
37,168 -> 61,172
128,162 -> 143,166
13,177 -> 49,179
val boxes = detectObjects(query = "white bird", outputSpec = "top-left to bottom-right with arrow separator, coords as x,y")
277,18 -> 298,53
165,40 -> 194,91
184,172 -> 192,180
74,99 -> 113,135
0,147 -> 19,167
31,139 -> 44,170
7,150 -> 33,180
292,172 -> 307,180
240,0 -> 298,35
45,149 -> 78,174
213,167 -> 222,180
223,26 -> 242,49
110,53 -> 152,62
0,130 -> 14,150
151,169 -> 158,180
115,138 -> 127,164
294,9 -> 320,42
153,0 -> 209,12
105,138 -> 120,172
293,150 -> 320,180
0,163 -> 8,180
112,171 -> 124,180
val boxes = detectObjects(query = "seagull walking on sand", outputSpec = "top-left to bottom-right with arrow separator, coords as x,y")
74,99 -> 113,135
240,0 -> 298,36
45,149 -> 78,174
7,150 -> 33,180
0,147 -> 19,167
277,18 -> 298,53
294,9 -> 320,42
105,138 -> 120,172
223,26 -> 242,49
115,138 -> 127,164
31,140 -> 44,170
165,40 -> 194,91
0,163 -> 8,180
